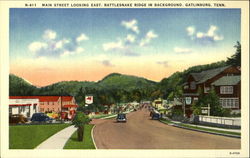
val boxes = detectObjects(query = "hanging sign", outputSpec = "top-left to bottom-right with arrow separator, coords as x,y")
85,95 -> 93,104
185,97 -> 192,105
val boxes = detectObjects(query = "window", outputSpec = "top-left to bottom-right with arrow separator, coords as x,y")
220,86 -> 233,94
204,87 -> 210,93
220,98 -> 239,108
190,81 -> 196,90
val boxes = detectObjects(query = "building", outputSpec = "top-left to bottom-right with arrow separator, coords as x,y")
182,65 -> 241,117
9,96 -> 78,118
9,98 -> 39,118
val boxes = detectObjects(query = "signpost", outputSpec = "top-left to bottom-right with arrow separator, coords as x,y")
183,97 -> 192,117
201,104 -> 210,116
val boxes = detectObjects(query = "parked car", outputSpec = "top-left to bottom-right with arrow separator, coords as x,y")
31,113 -> 55,123
116,113 -> 127,122
151,112 -> 161,120
9,114 -> 28,124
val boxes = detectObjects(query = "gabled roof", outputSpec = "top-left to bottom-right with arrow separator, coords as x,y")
9,96 -> 73,102
211,76 -> 241,86
190,65 -> 231,84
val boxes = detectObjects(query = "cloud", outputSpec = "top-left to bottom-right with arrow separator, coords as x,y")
28,42 -> 48,53
101,60 -> 114,67
187,25 -> 224,43
125,34 -> 136,43
28,29 -> 87,58
103,20 -> 158,56
55,39 -> 70,50
156,61 -> 169,67
174,47 -> 192,53
103,40 -> 124,51
43,29 -> 57,40
140,30 -> 158,46
186,26 -> 195,36
60,47 -> 84,57
76,47 -> 85,54
121,19 -> 139,34
76,34 -> 89,43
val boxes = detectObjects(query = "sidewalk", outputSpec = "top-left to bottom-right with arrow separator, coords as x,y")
35,125 -> 77,149
170,120 -> 241,133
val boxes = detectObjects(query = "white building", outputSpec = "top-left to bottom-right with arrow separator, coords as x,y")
9,99 -> 39,118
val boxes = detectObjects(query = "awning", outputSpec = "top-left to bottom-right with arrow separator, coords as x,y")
63,104 -> 78,108
9,104 -> 31,106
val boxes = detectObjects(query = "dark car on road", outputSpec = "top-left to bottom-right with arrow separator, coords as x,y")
116,113 -> 127,122
31,113 -> 55,123
151,112 -> 161,120
9,114 -> 28,124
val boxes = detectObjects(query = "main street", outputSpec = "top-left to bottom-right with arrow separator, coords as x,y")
92,107 -> 240,149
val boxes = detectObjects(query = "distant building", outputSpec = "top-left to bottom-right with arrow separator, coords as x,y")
9,96 -> 78,117
9,98 -> 39,118
182,65 -> 241,117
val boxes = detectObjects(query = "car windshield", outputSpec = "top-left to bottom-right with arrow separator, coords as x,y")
117,114 -> 126,119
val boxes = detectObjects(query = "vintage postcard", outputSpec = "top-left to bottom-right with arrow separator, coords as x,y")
0,0 -> 249,158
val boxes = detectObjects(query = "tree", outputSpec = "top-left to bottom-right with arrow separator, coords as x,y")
72,112 -> 91,141
192,88 -> 229,116
227,41 -> 241,66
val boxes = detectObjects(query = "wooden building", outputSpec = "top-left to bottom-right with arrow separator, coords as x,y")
182,65 -> 241,117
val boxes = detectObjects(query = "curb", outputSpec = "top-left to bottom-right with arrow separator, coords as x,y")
91,125 -> 98,149
159,120 -> 241,139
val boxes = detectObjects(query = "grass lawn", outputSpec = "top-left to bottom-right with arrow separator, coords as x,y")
9,123 -> 70,149
159,118 -> 173,124
64,124 -> 95,149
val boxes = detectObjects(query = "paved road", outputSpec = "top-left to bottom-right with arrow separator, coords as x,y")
92,108 -> 240,149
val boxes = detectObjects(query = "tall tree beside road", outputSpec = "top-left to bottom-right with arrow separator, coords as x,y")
227,41 -> 241,67
72,112 -> 91,141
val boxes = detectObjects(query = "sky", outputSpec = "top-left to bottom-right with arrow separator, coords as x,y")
10,8 -> 241,87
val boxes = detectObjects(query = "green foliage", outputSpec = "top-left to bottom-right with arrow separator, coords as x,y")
9,74 -> 37,96
9,124 -> 70,149
193,88 -> 230,117
64,124 -> 95,149
172,108 -> 183,116
227,41 -> 241,66
72,112 -> 91,127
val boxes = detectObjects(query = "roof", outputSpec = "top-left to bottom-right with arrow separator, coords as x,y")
190,66 -> 231,84
9,96 -> 74,102
211,76 -> 241,86
63,104 -> 78,108
9,104 -> 32,106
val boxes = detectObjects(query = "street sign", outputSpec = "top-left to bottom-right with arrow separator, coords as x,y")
201,104 -> 210,116
185,97 -> 192,105
201,109 -> 208,114
85,95 -> 93,104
